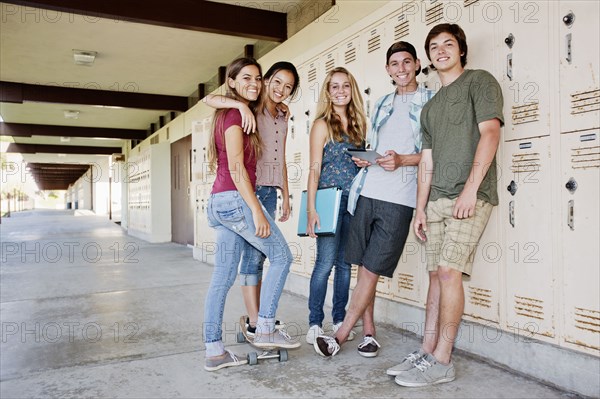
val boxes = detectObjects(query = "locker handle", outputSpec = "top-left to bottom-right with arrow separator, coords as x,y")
567,200 -> 574,231
509,200 -> 515,228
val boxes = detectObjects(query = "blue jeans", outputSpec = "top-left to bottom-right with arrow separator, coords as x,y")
203,190 -> 292,346
238,185 -> 278,285
308,193 -> 352,326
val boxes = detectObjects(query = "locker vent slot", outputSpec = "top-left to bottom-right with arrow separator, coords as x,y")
308,67 -> 317,83
394,20 -> 409,41
511,152 -> 541,173
150,135 -> 159,145
570,145 -> 600,169
570,89 -> 600,115
573,307 -> 600,334
325,58 -> 335,73
292,252 -> 302,267
464,0 -> 480,7
351,265 -> 358,280
512,102 -> 540,125
368,31 -> 381,53
514,295 -> 544,320
397,273 -> 415,291
345,47 -> 357,64
425,2 -> 444,25
468,286 -> 492,308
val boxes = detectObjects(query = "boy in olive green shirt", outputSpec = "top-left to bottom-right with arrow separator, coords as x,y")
393,24 -> 503,387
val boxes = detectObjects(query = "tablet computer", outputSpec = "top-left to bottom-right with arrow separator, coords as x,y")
346,148 -> 384,164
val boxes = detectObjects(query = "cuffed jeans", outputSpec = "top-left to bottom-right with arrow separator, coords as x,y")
238,185 -> 278,286
308,193 -> 352,326
203,190 -> 292,350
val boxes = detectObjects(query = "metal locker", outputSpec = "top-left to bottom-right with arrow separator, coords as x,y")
560,130 -> 600,353
360,21 -> 388,118
462,207 -> 501,324
338,35 -> 362,88
499,1 -> 553,141
502,137 -> 555,339
391,228 -> 426,305
376,274 -> 392,300
558,1 -> 600,133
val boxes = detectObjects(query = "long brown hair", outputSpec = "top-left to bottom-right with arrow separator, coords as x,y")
207,57 -> 263,171
315,67 -> 366,147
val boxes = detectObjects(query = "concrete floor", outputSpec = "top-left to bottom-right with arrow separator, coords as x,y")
0,210 -> 581,398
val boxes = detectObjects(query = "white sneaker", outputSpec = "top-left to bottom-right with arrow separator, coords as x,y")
306,325 -> 324,344
332,322 -> 356,341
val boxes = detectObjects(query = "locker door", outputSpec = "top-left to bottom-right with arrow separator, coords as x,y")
560,130 -> 600,353
339,35 -> 362,91
499,1 -> 553,141
502,138 -> 555,338
361,21 -> 389,118
461,207 -> 501,324
391,227 -> 425,305
558,1 -> 600,133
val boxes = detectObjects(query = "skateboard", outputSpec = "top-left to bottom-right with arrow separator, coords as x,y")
237,315 -> 289,365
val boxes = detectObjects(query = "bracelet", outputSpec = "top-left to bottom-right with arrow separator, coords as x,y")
307,209 -> 316,213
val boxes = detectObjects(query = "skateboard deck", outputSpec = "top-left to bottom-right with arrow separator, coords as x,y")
237,315 -> 288,365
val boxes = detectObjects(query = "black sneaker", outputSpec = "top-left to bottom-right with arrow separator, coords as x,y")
246,317 -> 285,331
314,335 -> 340,357
357,335 -> 380,358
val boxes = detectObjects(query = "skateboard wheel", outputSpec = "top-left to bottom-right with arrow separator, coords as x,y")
248,352 -> 258,366
278,349 -> 288,362
236,332 -> 246,343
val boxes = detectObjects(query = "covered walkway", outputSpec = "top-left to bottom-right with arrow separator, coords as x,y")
0,210 -> 578,398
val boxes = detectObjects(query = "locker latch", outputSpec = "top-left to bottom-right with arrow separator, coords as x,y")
509,200 -> 515,228
568,200 -> 574,231
565,177 -> 577,194
507,180 -> 517,196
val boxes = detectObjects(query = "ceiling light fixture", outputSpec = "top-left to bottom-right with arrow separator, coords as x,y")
73,49 -> 97,66
64,110 -> 80,119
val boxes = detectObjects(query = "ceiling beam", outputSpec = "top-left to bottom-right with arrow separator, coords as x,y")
6,143 -> 121,155
0,122 -> 146,140
3,0 -> 287,42
1,81 -> 188,112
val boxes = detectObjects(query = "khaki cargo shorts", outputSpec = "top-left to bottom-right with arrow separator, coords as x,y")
424,197 -> 493,275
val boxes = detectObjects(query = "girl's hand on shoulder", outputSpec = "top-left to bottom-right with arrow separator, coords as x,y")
252,210 -> 271,238
238,103 -> 257,134
277,103 -> 290,121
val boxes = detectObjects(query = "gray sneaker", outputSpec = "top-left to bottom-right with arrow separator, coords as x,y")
386,348 -> 426,376
253,329 -> 301,349
394,354 -> 456,387
204,350 -> 247,371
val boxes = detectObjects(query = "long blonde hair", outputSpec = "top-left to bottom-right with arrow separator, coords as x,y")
315,67 -> 366,147
207,58 -> 263,171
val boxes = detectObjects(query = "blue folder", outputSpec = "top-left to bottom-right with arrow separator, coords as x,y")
297,186 -> 342,236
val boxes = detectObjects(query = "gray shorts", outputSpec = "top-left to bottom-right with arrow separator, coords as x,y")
345,196 -> 413,278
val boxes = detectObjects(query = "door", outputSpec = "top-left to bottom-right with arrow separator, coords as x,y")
171,135 -> 193,245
